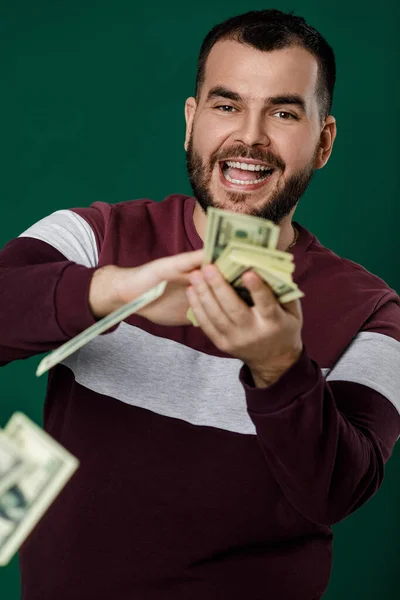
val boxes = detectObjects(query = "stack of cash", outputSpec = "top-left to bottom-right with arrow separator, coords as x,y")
35,208 -> 304,377
187,207 -> 304,326
0,413 -> 79,565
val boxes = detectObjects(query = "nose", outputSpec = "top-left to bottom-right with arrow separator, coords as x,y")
234,111 -> 271,148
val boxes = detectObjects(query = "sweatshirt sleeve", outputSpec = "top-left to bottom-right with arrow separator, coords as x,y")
239,292 -> 400,527
0,209 -> 105,365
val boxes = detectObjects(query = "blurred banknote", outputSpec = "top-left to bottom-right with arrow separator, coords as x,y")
0,431 -> 32,497
0,413 -> 79,566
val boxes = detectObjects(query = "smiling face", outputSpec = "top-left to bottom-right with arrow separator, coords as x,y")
185,40 -> 336,225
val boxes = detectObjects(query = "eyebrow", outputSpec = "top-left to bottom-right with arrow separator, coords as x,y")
205,85 -> 307,113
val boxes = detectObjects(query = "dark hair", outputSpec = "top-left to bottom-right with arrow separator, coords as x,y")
195,9 -> 336,120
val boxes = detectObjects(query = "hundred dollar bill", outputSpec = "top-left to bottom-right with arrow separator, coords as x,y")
36,280 -> 167,377
217,242 -> 295,275
213,253 -> 291,294
204,207 -> 281,308
0,431 -> 33,497
217,249 -> 302,303
187,208 -> 302,325
186,251 -> 302,325
0,413 -> 79,566
204,206 -> 280,264
235,266 -> 304,303
227,245 -> 303,302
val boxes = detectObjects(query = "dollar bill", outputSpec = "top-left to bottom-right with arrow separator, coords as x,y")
36,280 -> 167,377
187,208 -> 303,325
0,431 -> 33,497
228,250 -> 303,302
217,242 -> 295,275
243,268 -> 303,303
204,206 -> 280,264
0,413 -> 79,566
213,251 -> 302,305
205,208 -> 281,307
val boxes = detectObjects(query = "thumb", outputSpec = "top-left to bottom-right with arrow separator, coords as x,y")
156,249 -> 204,276
149,249 -> 205,284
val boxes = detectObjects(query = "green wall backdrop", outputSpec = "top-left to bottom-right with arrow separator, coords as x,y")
0,1 -> 398,597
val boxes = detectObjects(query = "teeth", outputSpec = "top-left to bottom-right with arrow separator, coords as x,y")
225,160 -> 272,172
224,172 -> 271,185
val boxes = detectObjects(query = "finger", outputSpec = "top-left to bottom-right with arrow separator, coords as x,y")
188,269 -> 233,331
241,271 -> 279,318
186,285 -> 225,341
132,250 -> 204,296
169,249 -> 205,272
201,265 -> 251,326
155,250 -> 205,281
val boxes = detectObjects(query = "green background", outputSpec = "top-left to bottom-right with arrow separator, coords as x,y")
0,0 -> 398,597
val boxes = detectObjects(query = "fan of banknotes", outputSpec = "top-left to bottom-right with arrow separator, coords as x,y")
186,207 -> 303,326
0,413 -> 79,565
36,207 -> 304,376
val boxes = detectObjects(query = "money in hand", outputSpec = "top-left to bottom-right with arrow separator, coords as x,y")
187,207 -> 304,326
0,413 -> 79,566
35,207 -> 304,370
36,280 -> 167,377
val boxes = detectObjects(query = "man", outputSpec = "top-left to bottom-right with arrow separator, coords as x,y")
0,9 -> 399,600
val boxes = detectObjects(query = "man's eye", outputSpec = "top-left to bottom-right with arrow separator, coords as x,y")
274,111 -> 297,120
215,105 -> 237,113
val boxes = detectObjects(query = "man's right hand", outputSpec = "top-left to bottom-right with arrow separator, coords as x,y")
88,249 -> 205,326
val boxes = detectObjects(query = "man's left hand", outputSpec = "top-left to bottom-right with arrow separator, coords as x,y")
186,264 -> 303,387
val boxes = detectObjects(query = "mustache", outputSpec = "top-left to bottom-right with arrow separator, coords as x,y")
210,146 -> 286,171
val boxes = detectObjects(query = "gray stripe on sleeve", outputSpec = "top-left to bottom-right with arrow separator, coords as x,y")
326,331 -> 400,414
18,210 -> 98,267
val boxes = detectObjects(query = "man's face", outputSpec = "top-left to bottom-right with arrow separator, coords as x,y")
184,40 -> 334,223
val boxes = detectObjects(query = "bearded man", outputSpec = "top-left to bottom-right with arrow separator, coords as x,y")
0,9 -> 399,600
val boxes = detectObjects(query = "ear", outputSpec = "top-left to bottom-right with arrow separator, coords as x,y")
184,97 -> 197,151
315,115 -> 337,169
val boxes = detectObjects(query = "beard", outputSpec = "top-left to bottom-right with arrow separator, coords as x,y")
186,135 -> 318,225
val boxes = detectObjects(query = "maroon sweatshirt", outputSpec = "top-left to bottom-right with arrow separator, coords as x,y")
0,194 -> 399,600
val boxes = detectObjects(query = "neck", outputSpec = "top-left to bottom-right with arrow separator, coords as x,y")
193,202 -> 297,252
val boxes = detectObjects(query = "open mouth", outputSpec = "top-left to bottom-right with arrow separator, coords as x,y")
219,160 -> 275,190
